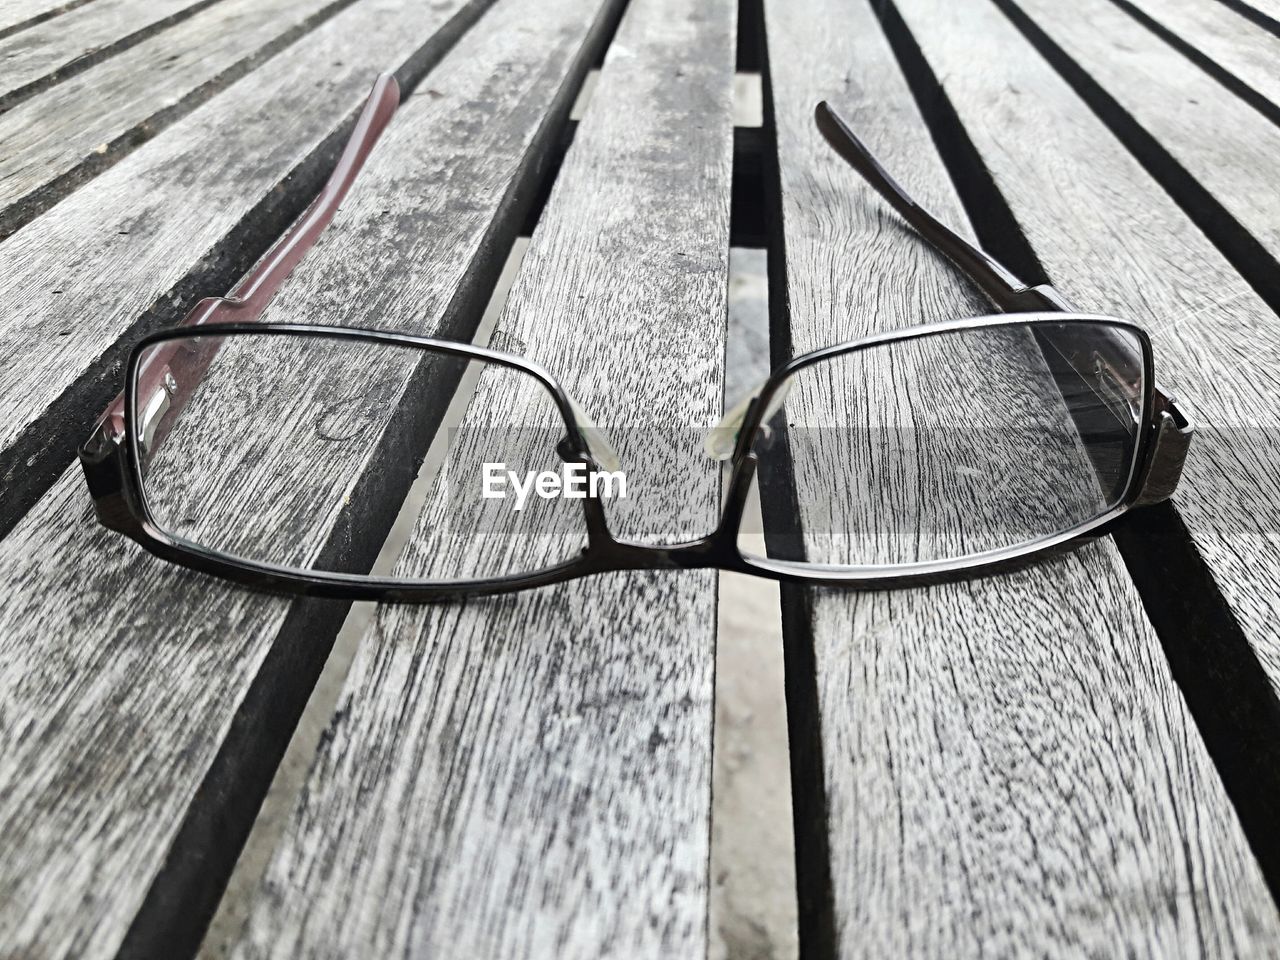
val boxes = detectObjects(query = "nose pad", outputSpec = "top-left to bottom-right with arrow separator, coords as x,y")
560,396 -> 622,472
703,378 -> 790,461
704,392 -> 753,461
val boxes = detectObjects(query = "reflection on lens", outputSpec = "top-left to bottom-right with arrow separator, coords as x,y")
740,320 -> 1146,570
135,331 -> 588,581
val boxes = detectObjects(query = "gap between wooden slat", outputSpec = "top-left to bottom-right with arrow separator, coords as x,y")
225,0 -> 733,951
759,0 -> 1280,957
733,72 -> 762,127
1105,0 -> 1280,128
1213,0 -> 1280,38
739,9 -> 834,946
111,3 -> 619,946
196,237 -> 531,959
992,0 -> 1280,329
0,0 -> 223,115
734,21 -> 819,950
873,0 -> 1280,912
1113,504 -> 1280,908
984,0 -> 1280,903
0,0 -> 501,543
514,0 -> 629,239
0,0 -> 612,954
710,243 -> 797,960
0,0 -> 98,41
0,0 -> 367,242
569,68 -> 600,120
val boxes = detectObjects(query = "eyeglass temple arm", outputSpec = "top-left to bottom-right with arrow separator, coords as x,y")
808,102 -> 1188,504
82,72 -> 401,461
814,101 -> 1063,313
707,106 -> 1074,458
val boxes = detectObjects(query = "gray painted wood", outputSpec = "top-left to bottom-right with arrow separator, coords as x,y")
0,0 -> 355,236
0,0 -> 629,954
896,0 -> 1280,699
1120,0 -> 1280,111
764,0 -> 1280,955
0,0 -> 217,109
1011,0 -> 1280,261
0,0 -> 491,537
230,0 -> 736,956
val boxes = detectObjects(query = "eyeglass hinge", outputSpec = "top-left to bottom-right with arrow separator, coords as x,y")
78,419 -> 138,532
1134,387 -> 1193,507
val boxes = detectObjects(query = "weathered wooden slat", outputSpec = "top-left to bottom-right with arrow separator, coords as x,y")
0,0 -> 494,539
0,0 -> 219,111
229,0 -> 736,955
0,0 -> 94,39
0,0 -> 631,956
1114,0 -> 1280,114
1003,0 -> 1280,267
0,0 -> 357,238
762,0 -> 1280,955
893,0 -> 1280,698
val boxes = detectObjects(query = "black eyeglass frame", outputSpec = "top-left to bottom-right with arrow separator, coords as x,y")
81,308 -> 1162,602
78,93 -> 1192,602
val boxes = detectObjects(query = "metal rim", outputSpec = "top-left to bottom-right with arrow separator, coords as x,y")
107,314 -> 1161,599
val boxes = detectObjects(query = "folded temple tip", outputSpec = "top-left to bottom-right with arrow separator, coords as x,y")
813,101 -> 849,145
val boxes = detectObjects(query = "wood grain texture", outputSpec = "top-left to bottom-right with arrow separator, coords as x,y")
0,0 -> 217,109
230,0 -> 736,956
0,0 -> 95,37
0,0 -> 627,955
894,0 -> 1280,698
1009,0 -> 1280,261
0,0 -> 356,236
1118,0 -> 1280,112
0,0 -> 491,538
762,0 -> 1280,954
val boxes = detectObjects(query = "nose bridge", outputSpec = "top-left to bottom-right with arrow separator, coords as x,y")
606,528 -> 736,571
558,387 -> 752,549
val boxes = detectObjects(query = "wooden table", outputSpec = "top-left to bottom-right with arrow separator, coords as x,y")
2,0 -> 1279,956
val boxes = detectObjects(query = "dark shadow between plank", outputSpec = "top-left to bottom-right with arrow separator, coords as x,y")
748,0 -> 839,955
111,3 -> 630,955
0,0 -> 221,116
0,0 -> 98,42
870,0 -> 1280,911
0,0 -> 363,242
1104,0 -> 1280,131
1213,0 -> 1280,39
0,0 -> 499,545
992,0 -> 1280,316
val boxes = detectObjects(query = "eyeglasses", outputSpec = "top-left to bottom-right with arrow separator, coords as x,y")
78,78 -> 1192,601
